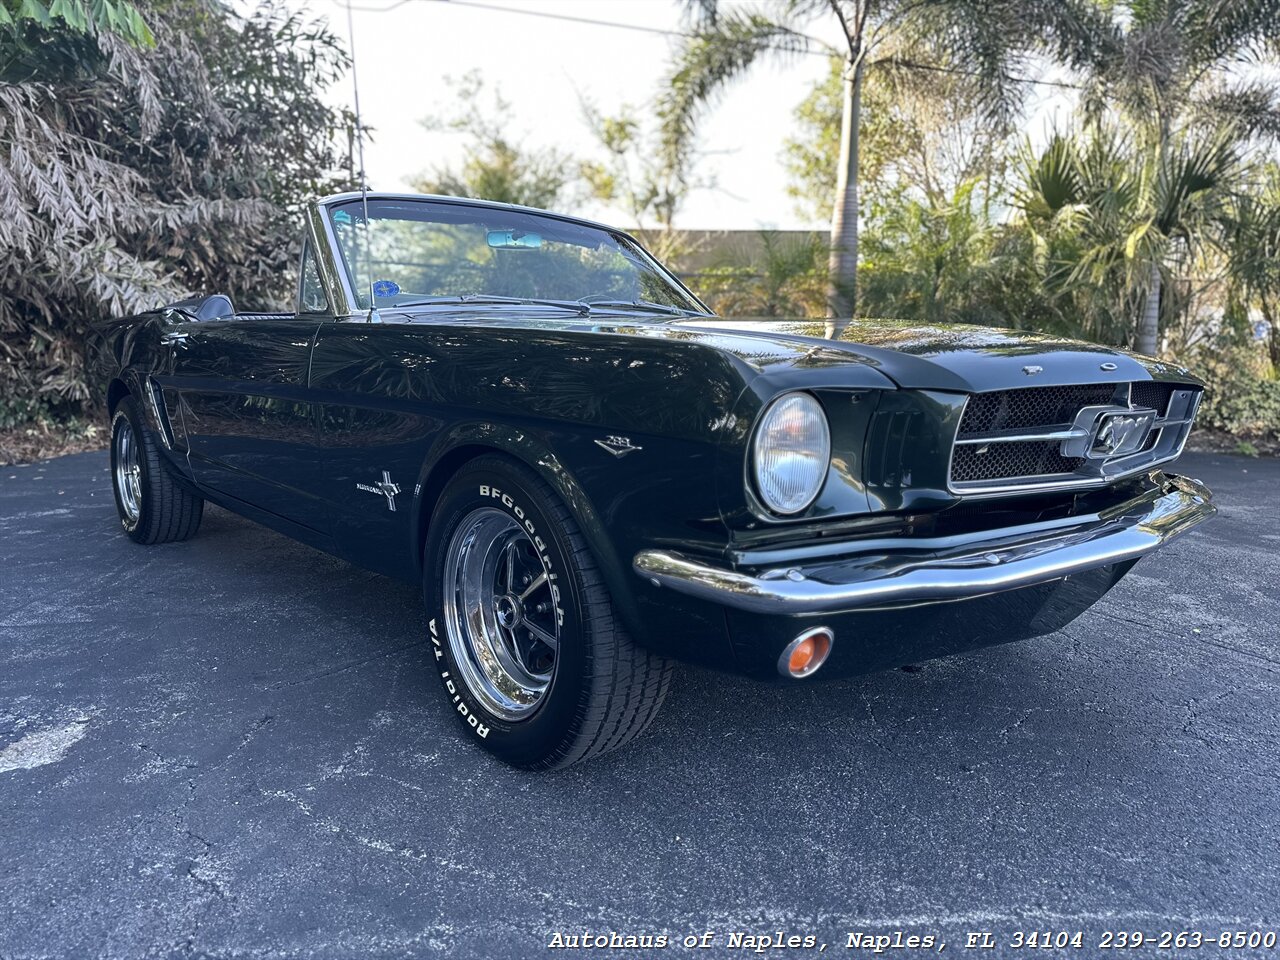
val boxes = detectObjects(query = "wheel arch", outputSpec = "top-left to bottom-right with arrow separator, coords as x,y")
409,424 -> 645,639
106,378 -> 131,415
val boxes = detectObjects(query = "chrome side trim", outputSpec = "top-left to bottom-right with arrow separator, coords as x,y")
633,474 -> 1214,615
955,425 -> 1089,445
144,378 -> 173,450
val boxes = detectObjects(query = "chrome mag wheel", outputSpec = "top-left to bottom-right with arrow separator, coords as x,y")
113,416 -> 143,524
442,507 -> 561,721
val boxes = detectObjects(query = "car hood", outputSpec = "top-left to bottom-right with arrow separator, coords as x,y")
663,317 -> 1199,392
391,308 -> 1199,393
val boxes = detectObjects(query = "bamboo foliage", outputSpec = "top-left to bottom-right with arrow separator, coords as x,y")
0,0 -> 355,424
0,0 -> 153,48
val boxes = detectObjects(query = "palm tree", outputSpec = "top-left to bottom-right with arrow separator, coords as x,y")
1012,123 -> 1243,349
859,179 -> 1013,326
1042,0 -> 1280,354
1225,163 -> 1280,367
658,0 -> 1069,319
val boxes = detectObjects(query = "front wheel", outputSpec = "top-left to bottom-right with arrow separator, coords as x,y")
423,456 -> 672,769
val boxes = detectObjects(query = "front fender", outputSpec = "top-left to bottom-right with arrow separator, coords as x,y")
410,421 -> 605,582
410,419 -> 738,668
102,313 -> 190,476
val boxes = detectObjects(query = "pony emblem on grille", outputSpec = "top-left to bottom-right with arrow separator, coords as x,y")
1089,410 -> 1155,459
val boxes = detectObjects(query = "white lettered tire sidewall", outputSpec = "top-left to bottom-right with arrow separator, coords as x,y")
424,458 -> 588,767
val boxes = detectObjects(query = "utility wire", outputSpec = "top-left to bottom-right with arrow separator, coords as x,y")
335,0 -> 693,37
346,0 -> 695,38
331,0 -> 1082,90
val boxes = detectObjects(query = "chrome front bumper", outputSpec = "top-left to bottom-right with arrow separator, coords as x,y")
633,474 -> 1214,615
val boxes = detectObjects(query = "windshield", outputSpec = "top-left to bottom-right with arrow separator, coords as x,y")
325,198 -> 706,315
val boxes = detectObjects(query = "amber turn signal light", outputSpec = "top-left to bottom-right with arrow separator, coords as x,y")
778,627 -> 833,678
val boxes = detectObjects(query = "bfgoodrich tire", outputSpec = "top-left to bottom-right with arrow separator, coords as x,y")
423,455 -> 672,769
110,396 -> 204,545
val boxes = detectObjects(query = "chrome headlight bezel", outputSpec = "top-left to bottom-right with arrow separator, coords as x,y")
751,392 -> 831,516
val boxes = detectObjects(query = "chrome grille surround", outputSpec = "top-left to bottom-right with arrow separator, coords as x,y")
948,381 -> 1202,496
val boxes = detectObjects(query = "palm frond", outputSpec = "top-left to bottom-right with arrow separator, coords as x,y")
1026,0 -> 1125,75
1194,79 -> 1280,142
1,1 -> 357,422
1014,134 -> 1084,218
1184,0 -> 1280,67
657,10 -> 816,187
1154,127 -> 1240,236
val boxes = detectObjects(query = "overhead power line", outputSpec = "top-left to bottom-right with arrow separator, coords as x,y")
335,0 -> 697,37
331,0 -> 1081,90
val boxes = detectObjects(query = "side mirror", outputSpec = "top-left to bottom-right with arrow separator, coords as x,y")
164,294 -> 235,322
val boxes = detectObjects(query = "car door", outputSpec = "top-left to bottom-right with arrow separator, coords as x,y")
307,321 -> 441,579
163,253 -> 329,532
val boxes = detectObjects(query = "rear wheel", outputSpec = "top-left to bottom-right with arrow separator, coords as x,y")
423,455 -> 672,769
110,397 -> 203,544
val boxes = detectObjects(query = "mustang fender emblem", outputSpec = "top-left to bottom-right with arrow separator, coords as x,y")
594,436 -> 643,458
356,470 -> 402,512
1022,365 -> 1043,376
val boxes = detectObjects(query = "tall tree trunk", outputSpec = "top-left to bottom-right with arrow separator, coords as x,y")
1264,300 -> 1279,372
1137,260 -> 1161,355
1137,112 -> 1171,356
826,58 -> 863,319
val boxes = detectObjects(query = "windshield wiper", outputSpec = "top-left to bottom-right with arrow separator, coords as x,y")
387,295 -> 590,316
576,298 -> 709,318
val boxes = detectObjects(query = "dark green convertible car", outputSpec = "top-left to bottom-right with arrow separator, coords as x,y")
96,192 -> 1215,768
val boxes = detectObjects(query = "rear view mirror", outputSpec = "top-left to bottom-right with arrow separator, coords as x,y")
487,230 -> 542,250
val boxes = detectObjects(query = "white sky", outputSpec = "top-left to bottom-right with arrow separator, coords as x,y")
286,0 -> 1071,230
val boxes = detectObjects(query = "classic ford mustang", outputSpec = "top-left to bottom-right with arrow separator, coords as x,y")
95,192 -> 1215,768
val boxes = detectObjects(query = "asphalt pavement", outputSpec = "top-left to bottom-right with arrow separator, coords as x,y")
1,450 -> 1277,959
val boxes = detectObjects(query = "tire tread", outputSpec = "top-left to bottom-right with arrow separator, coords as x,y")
444,456 -> 672,770
115,397 -> 203,545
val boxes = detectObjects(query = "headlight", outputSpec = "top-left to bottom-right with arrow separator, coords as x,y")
752,392 -> 830,515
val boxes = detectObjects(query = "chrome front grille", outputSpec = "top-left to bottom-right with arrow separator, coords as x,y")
951,440 -> 1086,484
958,384 -> 1119,435
1129,380 -> 1177,416
949,381 -> 1200,495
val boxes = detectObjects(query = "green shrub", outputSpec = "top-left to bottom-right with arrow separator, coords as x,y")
1,1 -> 354,430
1195,346 -> 1280,442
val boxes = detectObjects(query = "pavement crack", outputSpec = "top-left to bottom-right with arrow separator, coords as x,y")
999,708 -> 1037,739
1078,614 -> 1280,674
859,693 -> 893,755
136,741 -> 197,772
264,639 -> 430,690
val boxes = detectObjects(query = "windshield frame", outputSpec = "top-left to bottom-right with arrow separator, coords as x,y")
315,194 -> 712,319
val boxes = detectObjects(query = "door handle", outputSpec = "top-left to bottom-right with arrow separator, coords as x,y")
161,331 -> 190,345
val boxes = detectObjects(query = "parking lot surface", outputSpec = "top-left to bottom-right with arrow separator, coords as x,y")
1,450 -> 1277,958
